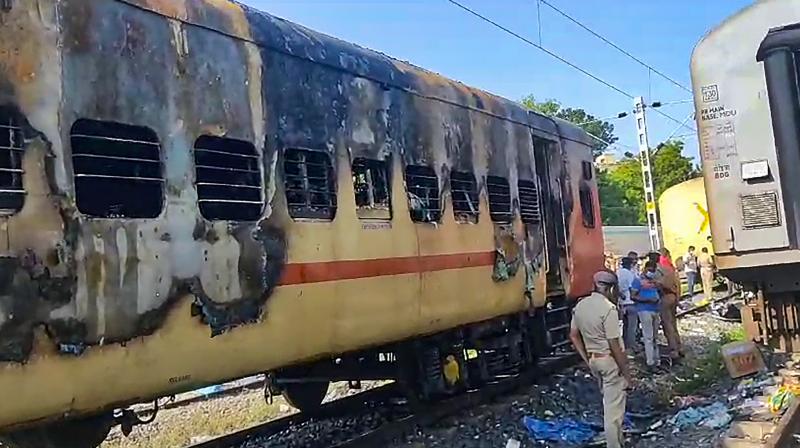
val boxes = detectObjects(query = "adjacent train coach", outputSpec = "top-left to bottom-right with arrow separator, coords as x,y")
0,1 -> 603,446
691,0 -> 800,351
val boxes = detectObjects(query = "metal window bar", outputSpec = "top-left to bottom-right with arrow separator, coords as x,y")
284,149 -> 336,220
406,165 -> 441,223
487,176 -> 513,222
0,108 -> 25,214
451,171 -> 479,222
194,136 -> 263,221
352,159 -> 390,210
518,179 -> 542,224
70,119 -> 164,218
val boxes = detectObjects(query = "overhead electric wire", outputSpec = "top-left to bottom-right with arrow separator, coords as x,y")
651,107 -> 696,132
446,0 -> 696,135
537,0 -> 692,94
446,0 -> 634,100
663,113 -> 695,142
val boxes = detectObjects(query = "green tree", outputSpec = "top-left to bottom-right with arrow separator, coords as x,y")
597,170 -> 639,225
606,140 -> 699,224
520,95 -> 618,157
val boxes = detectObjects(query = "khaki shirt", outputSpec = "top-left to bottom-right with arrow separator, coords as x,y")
698,252 -> 715,270
571,292 -> 621,355
659,264 -> 680,296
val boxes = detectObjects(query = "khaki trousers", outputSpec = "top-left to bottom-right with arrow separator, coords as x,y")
590,356 -> 626,448
701,268 -> 714,300
660,293 -> 682,357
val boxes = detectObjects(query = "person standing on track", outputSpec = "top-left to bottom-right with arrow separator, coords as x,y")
634,261 -> 662,370
569,271 -> 633,448
616,257 -> 639,352
657,248 -> 683,360
699,247 -> 716,301
683,246 -> 698,296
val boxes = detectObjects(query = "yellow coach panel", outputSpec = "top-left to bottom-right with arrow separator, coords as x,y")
658,177 -> 713,259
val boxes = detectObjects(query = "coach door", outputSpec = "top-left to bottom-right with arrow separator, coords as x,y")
533,137 -> 568,291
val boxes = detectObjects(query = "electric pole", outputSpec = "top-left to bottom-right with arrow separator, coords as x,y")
634,96 -> 661,251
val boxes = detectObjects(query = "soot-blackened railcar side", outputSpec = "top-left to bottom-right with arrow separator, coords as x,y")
0,0 -> 601,445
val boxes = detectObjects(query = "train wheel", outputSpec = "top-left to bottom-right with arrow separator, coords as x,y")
0,413 -> 113,448
281,381 -> 330,414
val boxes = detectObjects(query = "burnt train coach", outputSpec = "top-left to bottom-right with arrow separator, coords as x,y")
0,0 -> 603,446
691,0 -> 800,351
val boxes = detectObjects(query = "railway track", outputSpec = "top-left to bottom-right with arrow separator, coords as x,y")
187,383 -> 402,448
186,353 -> 577,448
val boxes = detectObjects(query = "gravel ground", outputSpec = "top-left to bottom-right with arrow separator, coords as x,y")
101,381 -> 387,448
241,394 -> 411,448
390,309 -> 749,448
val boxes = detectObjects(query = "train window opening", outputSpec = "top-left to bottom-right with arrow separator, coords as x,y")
451,171 -> 479,223
194,136 -> 263,221
0,107 -> 25,214
405,165 -> 441,223
487,175 -> 512,222
518,179 -> 541,224
579,186 -> 595,228
646,191 -> 653,203
70,119 -> 163,218
284,148 -> 337,220
352,158 -> 391,220
581,161 -> 593,180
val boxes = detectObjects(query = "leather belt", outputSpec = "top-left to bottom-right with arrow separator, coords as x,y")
590,352 -> 610,358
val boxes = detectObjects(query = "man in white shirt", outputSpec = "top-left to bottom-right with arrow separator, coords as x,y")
683,246 -> 698,296
616,257 -> 638,350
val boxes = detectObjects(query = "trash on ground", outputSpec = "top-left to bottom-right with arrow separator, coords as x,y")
669,402 -> 731,430
768,384 -> 800,414
521,416 -> 596,444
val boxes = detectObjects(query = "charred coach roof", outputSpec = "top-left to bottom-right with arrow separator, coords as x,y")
115,0 -> 588,145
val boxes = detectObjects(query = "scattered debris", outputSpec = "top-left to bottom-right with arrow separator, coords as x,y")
669,402 -> 731,430
521,416 -> 596,444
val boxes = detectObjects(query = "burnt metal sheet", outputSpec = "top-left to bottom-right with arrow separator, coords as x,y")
0,0 -> 592,364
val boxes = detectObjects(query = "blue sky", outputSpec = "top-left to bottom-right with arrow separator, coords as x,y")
242,0 -> 753,162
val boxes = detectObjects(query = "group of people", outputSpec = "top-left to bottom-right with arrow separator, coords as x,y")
569,246 -> 717,448
616,249 -> 683,370
683,245 -> 717,300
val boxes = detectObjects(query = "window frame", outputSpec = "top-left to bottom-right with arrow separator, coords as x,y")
69,118 -> 165,219
581,161 -> 594,180
0,106 -> 26,215
405,164 -> 441,223
578,185 -> 596,229
352,157 -> 392,220
283,147 -> 338,221
193,135 -> 264,222
450,170 -> 479,223
486,175 -> 513,223
518,178 -> 542,224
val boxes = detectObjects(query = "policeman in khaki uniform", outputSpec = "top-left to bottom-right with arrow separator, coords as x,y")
570,271 -> 633,448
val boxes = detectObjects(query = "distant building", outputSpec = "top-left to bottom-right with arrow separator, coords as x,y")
603,226 -> 656,256
595,152 -> 618,172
